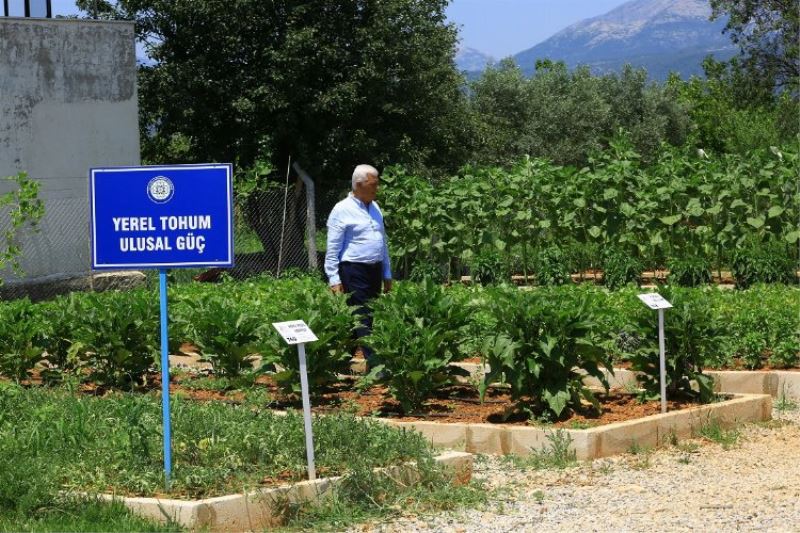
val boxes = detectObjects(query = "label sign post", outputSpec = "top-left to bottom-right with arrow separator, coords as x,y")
272,320 -> 319,480
637,293 -> 673,413
90,164 -> 234,488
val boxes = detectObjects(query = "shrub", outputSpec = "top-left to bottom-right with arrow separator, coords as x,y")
602,248 -> 643,290
732,240 -> 797,288
0,299 -> 46,381
667,256 -> 712,287
365,280 -> 472,413
262,279 -> 356,395
470,249 -> 508,286
69,291 -> 160,388
533,247 -> 571,286
629,288 -> 715,402
481,287 -> 611,420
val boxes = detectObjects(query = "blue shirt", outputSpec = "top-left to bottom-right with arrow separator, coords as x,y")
325,193 -> 391,286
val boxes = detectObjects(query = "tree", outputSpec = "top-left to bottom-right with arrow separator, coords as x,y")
672,56 -> 799,154
710,0 -> 800,93
468,61 -> 689,167
79,0 -> 469,177
77,0 -> 471,266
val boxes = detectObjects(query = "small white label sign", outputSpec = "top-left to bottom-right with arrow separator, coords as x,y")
637,293 -> 673,310
272,320 -> 318,345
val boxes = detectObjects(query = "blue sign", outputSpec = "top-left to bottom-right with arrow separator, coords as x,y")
90,164 -> 234,269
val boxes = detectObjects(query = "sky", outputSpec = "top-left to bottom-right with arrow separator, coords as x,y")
446,0 -> 630,58
46,0 -> 632,60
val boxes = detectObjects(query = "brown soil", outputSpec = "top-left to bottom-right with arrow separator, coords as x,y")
260,380 -> 706,427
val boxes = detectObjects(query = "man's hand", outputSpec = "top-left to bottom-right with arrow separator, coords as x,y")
331,283 -> 344,294
383,279 -> 392,294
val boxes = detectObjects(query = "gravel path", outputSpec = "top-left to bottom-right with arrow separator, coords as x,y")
350,402 -> 800,532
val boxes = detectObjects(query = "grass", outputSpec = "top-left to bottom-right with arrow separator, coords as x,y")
0,499 -> 180,533
698,418 -> 741,449
502,430 -> 577,470
0,384 -> 436,498
0,383 -> 483,531
774,384 -> 798,413
278,471 -> 487,532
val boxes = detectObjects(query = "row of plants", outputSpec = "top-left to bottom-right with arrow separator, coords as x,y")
0,278 -> 796,418
380,141 -> 799,287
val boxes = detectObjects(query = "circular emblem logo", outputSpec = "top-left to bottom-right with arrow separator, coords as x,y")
147,176 -> 174,203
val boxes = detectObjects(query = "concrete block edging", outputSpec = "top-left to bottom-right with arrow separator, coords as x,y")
99,451 -> 472,531
377,393 -> 771,460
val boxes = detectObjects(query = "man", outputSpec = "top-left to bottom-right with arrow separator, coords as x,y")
325,164 -> 392,371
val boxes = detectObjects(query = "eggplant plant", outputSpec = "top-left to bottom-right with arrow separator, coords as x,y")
480,287 -> 612,420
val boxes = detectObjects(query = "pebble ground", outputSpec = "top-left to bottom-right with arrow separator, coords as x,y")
349,400 -> 800,532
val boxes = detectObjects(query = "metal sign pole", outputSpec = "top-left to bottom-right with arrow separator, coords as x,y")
297,342 -> 317,480
159,269 -> 173,488
658,308 -> 667,414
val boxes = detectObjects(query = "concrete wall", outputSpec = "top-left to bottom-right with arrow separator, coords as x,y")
0,17 -> 139,282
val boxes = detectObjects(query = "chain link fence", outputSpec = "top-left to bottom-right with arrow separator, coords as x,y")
0,175 -> 320,302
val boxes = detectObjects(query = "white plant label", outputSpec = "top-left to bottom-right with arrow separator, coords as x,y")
637,293 -> 673,310
272,320 -> 318,345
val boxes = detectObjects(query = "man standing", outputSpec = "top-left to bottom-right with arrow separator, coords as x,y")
325,164 -> 392,370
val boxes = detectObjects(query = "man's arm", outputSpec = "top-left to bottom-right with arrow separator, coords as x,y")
325,209 -> 345,290
381,221 -> 392,293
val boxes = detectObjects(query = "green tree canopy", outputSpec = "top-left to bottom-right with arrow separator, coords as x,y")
78,0 -> 471,189
468,60 -> 689,167
710,0 -> 799,93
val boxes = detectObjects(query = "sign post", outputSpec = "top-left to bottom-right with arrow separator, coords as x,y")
272,320 -> 319,480
637,293 -> 673,413
90,164 -> 234,488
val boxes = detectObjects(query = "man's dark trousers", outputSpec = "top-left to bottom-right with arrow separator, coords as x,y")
338,261 -> 383,369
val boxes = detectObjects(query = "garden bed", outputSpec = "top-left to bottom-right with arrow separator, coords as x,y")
378,393 -> 771,459
291,383 -> 717,428
102,451 -> 472,531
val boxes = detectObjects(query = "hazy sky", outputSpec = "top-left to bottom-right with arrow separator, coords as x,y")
49,0 -> 632,60
446,0 -> 631,58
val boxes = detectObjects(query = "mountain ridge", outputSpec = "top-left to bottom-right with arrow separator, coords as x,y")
461,0 -> 738,80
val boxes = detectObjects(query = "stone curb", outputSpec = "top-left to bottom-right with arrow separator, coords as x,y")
99,451 -> 472,531
375,393 -> 771,460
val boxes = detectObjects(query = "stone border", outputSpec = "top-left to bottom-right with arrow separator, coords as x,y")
99,451 -> 472,531
375,393 -> 771,460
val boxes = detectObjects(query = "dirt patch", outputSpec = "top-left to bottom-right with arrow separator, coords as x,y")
258,381 -> 707,427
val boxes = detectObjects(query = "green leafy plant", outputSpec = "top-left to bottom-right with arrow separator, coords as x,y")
365,280 -> 472,413
667,255 -> 713,287
480,287 -> 611,420
262,280 -> 356,395
0,298 -> 47,381
0,172 -> 45,279
732,240 -> 797,288
629,289 -> 715,402
602,248 -> 643,290
470,249 -> 508,286
769,337 -> 800,369
533,247 -> 571,286
737,332 -> 766,370
183,293 -> 263,376
69,291 -> 160,388
408,259 -> 447,284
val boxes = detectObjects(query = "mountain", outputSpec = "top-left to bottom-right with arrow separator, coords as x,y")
512,0 -> 737,80
455,46 -> 494,74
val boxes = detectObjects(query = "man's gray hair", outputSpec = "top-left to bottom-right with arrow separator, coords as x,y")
352,164 -> 379,190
